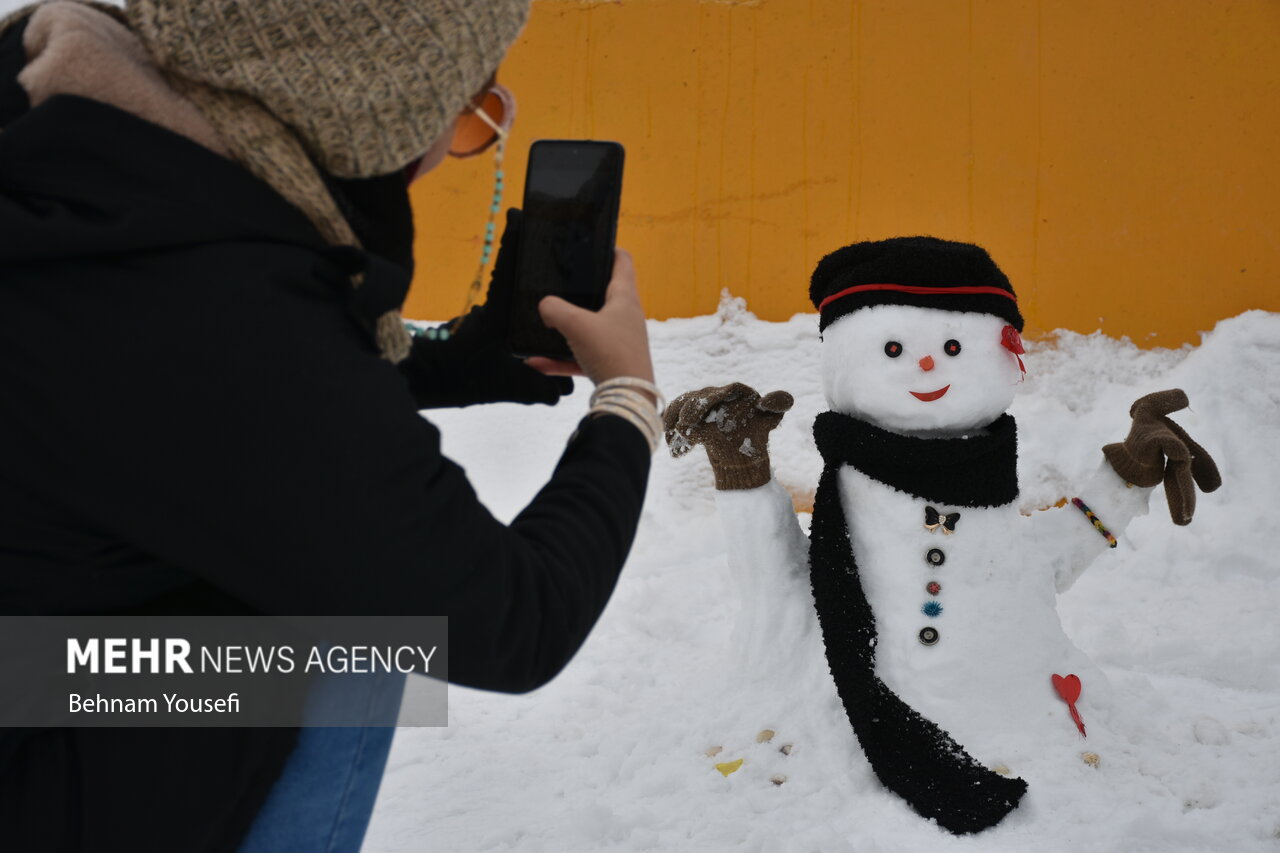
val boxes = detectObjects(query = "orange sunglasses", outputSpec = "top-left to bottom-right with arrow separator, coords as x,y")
449,83 -> 516,158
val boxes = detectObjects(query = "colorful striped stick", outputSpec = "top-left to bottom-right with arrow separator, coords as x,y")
1071,497 -> 1118,549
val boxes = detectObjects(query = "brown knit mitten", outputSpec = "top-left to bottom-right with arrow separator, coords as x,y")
1102,389 -> 1222,526
664,383 -> 794,490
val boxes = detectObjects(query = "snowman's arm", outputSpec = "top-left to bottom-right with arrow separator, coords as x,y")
714,477 -> 810,587
663,382 -> 806,585
1025,460 -> 1154,593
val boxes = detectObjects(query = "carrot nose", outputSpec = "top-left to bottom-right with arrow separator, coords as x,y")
919,355 -> 935,371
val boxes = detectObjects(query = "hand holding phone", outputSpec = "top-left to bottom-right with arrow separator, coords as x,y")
533,248 -> 655,394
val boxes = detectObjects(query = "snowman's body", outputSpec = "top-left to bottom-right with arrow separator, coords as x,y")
837,462 -> 1113,769
710,301 -> 1151,830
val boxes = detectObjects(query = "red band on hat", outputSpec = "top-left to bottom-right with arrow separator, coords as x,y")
817,283 -> 1019,314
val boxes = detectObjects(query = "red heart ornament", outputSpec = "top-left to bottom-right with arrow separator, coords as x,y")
1052,674 -> 1082,705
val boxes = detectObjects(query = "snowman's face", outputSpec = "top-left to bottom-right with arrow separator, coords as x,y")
821,304 -> 1022,435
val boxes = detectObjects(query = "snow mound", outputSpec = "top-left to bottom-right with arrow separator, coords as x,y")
368,307 -> 1280,853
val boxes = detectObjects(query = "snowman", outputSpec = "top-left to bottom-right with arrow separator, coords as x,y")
664,236 -> 1220,835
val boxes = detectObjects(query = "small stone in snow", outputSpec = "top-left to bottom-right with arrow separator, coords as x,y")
770,774 -> 787,786
704,745 -> 723,758
779,744 -> 793,756
756,729 -> 775,743
1082,752 -> 1100,768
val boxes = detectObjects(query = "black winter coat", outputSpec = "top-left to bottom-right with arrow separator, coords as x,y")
0,21 -> 650,852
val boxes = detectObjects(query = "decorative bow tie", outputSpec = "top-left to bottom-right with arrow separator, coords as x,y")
924,506 -> 960,534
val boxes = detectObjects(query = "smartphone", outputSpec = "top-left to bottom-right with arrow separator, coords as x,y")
507,140 -> 625,360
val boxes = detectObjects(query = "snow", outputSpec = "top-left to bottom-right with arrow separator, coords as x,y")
368,300 -> 1280,852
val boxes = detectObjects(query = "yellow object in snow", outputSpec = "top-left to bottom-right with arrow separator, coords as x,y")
714,758 -> 744,777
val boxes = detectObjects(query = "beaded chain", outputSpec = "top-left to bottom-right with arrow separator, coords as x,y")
405,139 -> 507,344
1071,497 -> 1118,549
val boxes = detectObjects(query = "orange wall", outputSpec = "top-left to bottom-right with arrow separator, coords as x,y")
407,0 -> 1280,346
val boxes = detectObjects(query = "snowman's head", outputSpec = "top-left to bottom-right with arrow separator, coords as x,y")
820,305 -> 1023,434
810,236 -> 1025,436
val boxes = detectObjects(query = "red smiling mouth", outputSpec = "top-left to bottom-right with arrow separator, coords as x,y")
910,385 -> 951,402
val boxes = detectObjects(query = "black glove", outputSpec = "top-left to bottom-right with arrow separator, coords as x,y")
399,209 -> 574,409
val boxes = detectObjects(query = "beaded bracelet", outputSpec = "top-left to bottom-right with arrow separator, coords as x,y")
404,321 -> 452,342
1071,497 -> 1118,549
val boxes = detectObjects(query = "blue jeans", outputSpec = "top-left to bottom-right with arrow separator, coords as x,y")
237,671 -> 406,853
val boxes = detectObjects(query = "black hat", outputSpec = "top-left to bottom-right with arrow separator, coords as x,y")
810,236 -> 1023,333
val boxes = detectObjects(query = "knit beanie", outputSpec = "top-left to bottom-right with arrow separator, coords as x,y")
124,0 -> 529,179
810,236 -> 1024,334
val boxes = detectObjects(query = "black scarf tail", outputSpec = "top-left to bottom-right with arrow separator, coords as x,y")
809,414 -> 1027,835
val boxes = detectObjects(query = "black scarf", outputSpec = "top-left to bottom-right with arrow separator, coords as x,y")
808,411 -> 1027,835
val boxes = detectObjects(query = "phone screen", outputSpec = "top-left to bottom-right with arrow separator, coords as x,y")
509,141 -> 624,359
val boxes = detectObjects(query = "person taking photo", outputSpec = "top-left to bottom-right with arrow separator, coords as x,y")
0,0 -> 658,849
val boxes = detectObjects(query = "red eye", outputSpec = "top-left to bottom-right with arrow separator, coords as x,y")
944,339 -> 962,356
884,341 -> 903,358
